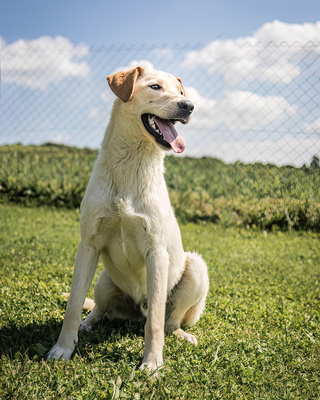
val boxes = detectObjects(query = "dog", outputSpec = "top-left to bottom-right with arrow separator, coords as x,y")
47,66 -> 209,374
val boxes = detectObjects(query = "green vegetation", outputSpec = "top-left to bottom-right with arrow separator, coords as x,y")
1,144 -> 320,231
0,204 -> 319,399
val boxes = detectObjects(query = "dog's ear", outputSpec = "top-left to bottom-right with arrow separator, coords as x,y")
107,67 -> 145,102
176,76 -> 186,97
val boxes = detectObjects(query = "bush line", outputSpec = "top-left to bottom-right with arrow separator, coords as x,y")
1,144 -> 319,231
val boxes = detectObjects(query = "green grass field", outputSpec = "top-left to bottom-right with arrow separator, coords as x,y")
1,204 -> 319,399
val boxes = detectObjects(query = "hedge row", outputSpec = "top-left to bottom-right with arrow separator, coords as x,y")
1,144 -> 319,231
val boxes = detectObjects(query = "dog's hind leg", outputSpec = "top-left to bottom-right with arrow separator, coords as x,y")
165,252 -> 209,345
80,269 -> 113,331
80,269 -> 144,331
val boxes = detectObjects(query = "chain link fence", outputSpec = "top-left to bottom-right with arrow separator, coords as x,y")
1,40 -> 320,165
1,39 -> 320,229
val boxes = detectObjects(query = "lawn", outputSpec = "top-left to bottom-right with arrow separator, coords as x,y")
0,204 -> 319,399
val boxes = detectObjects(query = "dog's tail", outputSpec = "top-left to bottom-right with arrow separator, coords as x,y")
62,292 -> 95,311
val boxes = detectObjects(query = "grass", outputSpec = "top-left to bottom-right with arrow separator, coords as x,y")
1,144 -> 320,231
1,204 -> 319,399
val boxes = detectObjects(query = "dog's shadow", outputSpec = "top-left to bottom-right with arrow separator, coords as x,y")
0,317 -> 145,362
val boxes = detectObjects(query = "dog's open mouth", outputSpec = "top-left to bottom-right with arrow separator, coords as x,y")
141,114 -> 186,154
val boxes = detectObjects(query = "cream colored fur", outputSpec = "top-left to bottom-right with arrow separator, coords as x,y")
47,67 -> 209,375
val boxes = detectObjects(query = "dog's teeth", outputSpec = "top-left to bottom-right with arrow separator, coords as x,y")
150,120 -> 157,130
147,115 -> 163,136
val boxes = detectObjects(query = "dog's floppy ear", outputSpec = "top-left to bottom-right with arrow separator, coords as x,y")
176,76 -> 186,97
107,67 -> 145,102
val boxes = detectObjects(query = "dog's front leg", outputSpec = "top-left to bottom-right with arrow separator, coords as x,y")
47,241 -> 99,360
140,248 -> 169,374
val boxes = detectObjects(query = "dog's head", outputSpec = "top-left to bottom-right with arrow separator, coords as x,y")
107,67 -> 194,153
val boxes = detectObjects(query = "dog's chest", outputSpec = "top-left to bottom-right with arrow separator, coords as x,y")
116,197 -> 150,250
97,197 -> 150,299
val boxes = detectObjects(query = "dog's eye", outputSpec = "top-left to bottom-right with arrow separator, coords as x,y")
150,84 -> 161,90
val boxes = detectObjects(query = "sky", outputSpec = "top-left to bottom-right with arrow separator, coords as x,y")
1,0 -> 320,166
1,0 -> 320,46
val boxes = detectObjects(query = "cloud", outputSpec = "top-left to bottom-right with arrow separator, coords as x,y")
1,36 -> 90,90
111,59 -> 155,74
50,132 -> 71,145
184,20 -> 320,86
303,117 -> 320,134
255,20 -> 320,44
216,90 -> 297,131
185,86 -> 297,132
176,86 -> 307,165
88,90 -> 114,123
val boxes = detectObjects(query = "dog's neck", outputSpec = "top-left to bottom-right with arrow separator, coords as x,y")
98,100 -> 166,193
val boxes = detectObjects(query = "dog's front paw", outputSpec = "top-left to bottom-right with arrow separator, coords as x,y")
46,343 -> 74,361
139,353 -> 163,378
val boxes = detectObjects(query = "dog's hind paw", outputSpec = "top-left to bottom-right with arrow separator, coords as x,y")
173,328 -> 198,345
79,320 -> 93,332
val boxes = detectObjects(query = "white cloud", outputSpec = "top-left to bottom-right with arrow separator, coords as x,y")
176,86 -> 307,165
51,132 -> 71,145
185,86 -> 296,132
303,117 -> 320,134
215,90 -> 297,131
184,20 -> 320,86
255,20 -> 320,44
111,59 -> 155,74
88,90 -> 114,123
1,35 -> 90,90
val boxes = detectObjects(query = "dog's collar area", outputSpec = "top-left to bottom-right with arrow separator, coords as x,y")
141,114 -> 186,153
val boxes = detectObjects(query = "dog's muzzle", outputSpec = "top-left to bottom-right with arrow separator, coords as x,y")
141,99 -> 194,154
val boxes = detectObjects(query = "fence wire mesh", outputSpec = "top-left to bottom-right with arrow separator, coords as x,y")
1,40 -> 320,166
1,40 -> 320,229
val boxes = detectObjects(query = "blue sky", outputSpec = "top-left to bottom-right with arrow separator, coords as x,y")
1,0 -> 320,46
1,1 -> 320,165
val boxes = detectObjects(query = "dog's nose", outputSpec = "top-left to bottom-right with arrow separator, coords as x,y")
178,100 -> 194,115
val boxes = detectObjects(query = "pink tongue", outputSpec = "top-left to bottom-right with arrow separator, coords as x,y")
154,117 -> 186,153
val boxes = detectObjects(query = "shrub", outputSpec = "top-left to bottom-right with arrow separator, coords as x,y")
1,144 -> 319,231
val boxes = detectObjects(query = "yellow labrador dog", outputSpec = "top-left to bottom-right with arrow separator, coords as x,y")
47,67 -> 209,374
